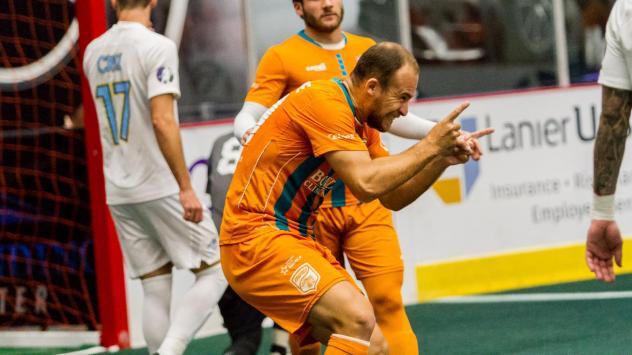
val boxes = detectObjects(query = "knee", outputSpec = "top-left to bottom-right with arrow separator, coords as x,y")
334,301 -> 376,339
370,288 -> 404,318
370,329 -> 389,355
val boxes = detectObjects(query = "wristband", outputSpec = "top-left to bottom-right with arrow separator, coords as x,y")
591,194 -> 615,221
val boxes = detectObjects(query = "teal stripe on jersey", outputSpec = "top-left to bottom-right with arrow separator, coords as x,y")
297,168 -> 335,235
298,30 -> 348,47
298,30 -> 320,47
335,53 -> 348,76
330,178 -> 346,208
333,78 -> 356,117
274,156 -> 325,231
329,78 -> 359,208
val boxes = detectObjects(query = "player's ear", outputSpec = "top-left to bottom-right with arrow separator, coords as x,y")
150,0 -> 158,9
365,78 -> 380,97
110,0 -> 117,11
293,2 -> 304,19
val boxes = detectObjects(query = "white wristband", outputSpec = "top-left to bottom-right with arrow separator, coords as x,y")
591,194 -> 615,221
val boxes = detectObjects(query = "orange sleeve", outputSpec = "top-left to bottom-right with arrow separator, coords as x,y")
244,48 -> 288,107
289,85 -> 368,157
365,128 -> 389,158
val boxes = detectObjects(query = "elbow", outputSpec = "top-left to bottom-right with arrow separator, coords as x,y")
348,181 -> 380,203
379,197 -> 404,211
152,114 -> 174,132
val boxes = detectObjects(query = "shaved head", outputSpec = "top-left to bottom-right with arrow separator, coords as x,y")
351,42 -> 419,89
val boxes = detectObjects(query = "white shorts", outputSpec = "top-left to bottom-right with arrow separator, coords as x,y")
599,0 -> 632,90
109,194 -> 220,278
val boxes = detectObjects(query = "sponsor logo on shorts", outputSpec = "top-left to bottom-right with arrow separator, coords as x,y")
328,133 -> 356,141
157,66 -> 174,84
306,63 -> 327,72
281,255 -> 302,275
290,262 -> 320,294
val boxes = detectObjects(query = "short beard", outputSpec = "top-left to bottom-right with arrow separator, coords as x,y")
366,112 -> 387,132
302,6 -> 344,33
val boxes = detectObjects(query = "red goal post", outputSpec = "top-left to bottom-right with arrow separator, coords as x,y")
76,0 -> 130,348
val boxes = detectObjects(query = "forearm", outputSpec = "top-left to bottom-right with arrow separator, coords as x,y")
387,111 -> 436,139
379,156 -> 448,210
153,115 -> 192,191
345,140 -> 440,201
593,86 -> 632,196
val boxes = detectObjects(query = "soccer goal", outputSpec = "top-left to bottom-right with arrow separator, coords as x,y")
0,0 -> 129,349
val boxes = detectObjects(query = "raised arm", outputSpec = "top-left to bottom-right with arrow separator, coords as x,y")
379,126 -> 493,210
388,111 -> 487,160
151,94 -> 202,223
387,111 -> 436,139
325,103 -> 469,208
325,139 -> 440,204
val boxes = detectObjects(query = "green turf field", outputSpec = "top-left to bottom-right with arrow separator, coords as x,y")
4,274 -> 632,355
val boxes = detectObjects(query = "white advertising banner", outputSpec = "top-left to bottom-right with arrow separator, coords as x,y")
393,85 -> 632,301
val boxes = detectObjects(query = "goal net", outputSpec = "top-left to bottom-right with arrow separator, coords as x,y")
0,0 -> 99,330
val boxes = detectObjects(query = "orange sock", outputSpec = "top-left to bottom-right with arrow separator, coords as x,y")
325,334 -> 369,355
387,330 -> 419,354
363,272 -> 419,354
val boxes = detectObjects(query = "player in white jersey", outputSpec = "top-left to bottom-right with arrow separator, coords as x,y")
585,0 -> 631,282
83,1 -> 227,354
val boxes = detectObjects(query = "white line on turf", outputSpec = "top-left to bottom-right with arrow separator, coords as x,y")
56,346 -> 109,355
432,291 -> 632,303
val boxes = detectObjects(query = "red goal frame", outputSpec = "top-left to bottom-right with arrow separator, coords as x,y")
76,0 -> 130,349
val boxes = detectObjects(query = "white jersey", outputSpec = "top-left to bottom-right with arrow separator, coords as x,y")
84,21 -> 181,205
599,0 -> 632,91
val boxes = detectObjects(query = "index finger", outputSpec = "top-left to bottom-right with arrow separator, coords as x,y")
441,102 -> 470,123
469,127 -> 495,139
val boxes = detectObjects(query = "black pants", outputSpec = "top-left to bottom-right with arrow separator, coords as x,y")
218,286 -> 266,355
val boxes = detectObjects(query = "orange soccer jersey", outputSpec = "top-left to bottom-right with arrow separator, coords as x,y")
244,31 -> 376,209
221,78 -> 388,245
245,31 -> 375,107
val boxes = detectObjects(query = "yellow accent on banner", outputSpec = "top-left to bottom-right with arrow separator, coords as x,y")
432,178 -> 461,204
416,238 -> 632,302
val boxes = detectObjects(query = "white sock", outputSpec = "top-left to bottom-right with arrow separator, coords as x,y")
270,325 -> 289,354
157,265 -> 228,355
141,273 -> 172,354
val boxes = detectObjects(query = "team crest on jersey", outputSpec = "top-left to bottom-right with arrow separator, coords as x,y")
157,66 -> 174,84
290,262 -> 320,294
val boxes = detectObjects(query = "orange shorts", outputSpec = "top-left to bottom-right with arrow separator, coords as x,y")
220,227 -> 359,340
314,199 -> 403,280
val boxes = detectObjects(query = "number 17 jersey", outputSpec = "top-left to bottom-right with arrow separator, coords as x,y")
83,21 -> 181,205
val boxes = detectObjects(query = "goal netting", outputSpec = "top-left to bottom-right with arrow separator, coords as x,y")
0,0 -> 99,330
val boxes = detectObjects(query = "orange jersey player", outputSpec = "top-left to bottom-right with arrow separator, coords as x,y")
222,42 -> 490,354
222,79 -> 388,245
243,31 -> 375,107
232,1 -> 486,354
